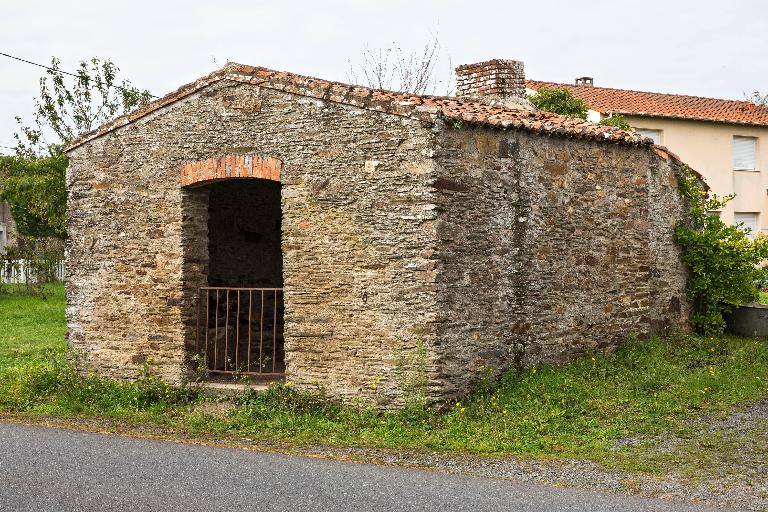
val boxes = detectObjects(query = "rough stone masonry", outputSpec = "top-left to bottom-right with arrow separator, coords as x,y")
64,60 -> 691,407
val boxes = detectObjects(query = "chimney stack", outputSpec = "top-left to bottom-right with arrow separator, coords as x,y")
455,59 -> 526,100
575,76 -> 594,87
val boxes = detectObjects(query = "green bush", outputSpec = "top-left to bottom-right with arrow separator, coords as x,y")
675,166 -> 768,334
528,87 -> 588,119
0,151 -> 68,240
600,114 -> 633,130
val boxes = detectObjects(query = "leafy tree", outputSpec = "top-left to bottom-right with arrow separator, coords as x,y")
3,57 -> 150,241
0,151 -> 67,240
528,87 -> 588,119
675,166 -> 768,334
14,57 -> 152,156
600,114 -> 633,130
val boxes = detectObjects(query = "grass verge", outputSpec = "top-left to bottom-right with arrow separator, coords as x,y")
0,283 -> 66,368
1,284 -> 768,476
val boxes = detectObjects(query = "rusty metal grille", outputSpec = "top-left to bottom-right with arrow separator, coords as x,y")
195,287 -> 284,377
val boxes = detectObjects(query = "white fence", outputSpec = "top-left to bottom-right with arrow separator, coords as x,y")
0,259 -> 65,284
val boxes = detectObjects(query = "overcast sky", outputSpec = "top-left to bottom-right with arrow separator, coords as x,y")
1,0 -> 766,153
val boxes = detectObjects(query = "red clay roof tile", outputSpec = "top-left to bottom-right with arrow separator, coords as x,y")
527,80 -> 768,127
65,63 -> 651,152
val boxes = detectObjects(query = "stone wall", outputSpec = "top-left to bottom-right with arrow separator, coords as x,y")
432,124 -> 689,399
66,79 -> 443,404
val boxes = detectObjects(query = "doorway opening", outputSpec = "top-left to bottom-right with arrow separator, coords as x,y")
194,179 -> 285,378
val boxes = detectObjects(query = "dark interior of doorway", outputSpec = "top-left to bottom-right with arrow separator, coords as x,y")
202,179 -> 284,378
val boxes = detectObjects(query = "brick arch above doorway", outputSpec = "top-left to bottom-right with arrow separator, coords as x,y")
180,155 -> 282,187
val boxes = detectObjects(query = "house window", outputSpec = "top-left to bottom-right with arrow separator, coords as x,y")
733,136 -> 757,171
635,128 -> 662,145
734,212 -> 759,240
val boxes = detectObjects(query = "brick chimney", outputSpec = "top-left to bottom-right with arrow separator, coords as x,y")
575,76 -> 594,87
455,59 -> 526,100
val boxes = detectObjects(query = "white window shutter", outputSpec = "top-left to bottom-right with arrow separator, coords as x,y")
733,136 -> 757,170
635,128 -> 662,145
734,212 -> 759,240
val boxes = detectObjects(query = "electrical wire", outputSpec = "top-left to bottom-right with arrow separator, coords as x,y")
0,51 -> 159,98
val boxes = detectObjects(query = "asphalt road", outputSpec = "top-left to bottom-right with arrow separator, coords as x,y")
0,422 -> 728,512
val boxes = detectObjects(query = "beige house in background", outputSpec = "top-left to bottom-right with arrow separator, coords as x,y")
527,79 -> 768,238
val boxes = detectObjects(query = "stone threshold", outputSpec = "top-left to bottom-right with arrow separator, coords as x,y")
200,381 -> 275,396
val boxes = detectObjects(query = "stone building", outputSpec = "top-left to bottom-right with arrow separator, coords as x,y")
0,200 -> 16,254
64,59 -> 691,406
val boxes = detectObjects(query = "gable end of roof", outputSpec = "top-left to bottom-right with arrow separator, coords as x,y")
64,64 -> 652,153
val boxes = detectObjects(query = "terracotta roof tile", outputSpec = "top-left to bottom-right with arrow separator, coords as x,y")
65,63 -> 651,152
527,80 -> 768,127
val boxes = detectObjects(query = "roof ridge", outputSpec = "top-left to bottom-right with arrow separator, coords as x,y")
64,64 -> 650,152
526,79 -> 763,107
224,62 -> 459,102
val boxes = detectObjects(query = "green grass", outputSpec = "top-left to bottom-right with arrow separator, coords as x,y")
0,284 -> 66,368
2,285 -> 768,475
759,291 -> 768,304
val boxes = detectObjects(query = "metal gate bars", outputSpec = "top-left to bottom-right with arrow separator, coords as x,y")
195,287 -> 285,377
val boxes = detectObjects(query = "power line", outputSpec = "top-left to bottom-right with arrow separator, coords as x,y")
0,51 -> 159,99
1,52 -> 80,78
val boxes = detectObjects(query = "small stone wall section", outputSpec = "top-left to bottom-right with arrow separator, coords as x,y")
432,125 -> 689,399
455,60 -> 526,99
